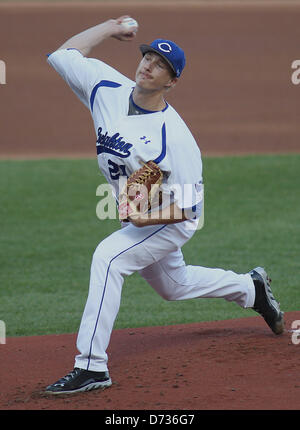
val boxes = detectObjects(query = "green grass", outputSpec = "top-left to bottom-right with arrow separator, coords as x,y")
0,155 -> 299,337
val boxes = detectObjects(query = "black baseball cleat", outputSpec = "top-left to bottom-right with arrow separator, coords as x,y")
45,367 -> 112,394
250,267 -> 284,335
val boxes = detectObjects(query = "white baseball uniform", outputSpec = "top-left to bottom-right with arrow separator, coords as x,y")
47,48 -> 255,372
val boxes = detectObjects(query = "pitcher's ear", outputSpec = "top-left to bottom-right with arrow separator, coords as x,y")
165,77 -> 178,90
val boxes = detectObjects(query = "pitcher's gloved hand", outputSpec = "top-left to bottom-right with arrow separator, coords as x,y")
118,160 -> 163,222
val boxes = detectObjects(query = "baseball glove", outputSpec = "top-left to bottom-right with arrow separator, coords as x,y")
118,160 -> 163,221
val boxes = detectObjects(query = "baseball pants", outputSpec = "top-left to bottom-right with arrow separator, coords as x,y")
75,219 -> 255,372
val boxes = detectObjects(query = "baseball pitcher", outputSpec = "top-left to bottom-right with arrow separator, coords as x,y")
45,16 -> 284,394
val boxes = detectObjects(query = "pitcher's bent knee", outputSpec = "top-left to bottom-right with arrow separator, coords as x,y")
92,242 -> 115,267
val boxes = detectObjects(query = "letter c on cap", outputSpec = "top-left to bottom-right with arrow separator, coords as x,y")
158,43 -> 172,53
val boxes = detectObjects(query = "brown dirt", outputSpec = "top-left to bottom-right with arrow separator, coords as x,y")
0,2 -> 299,412
1,1 -> 300,158
1,311 -> 300,411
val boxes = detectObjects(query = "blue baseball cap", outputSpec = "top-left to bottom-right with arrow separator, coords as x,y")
139,39 -> 186,78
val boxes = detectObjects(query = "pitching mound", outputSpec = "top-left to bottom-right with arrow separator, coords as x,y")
0,311 -> 299,411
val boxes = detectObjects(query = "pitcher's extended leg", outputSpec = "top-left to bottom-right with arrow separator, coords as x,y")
140,248 -> 255,307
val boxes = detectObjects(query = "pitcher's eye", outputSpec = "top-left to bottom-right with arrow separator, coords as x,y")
144,53 -> 152,61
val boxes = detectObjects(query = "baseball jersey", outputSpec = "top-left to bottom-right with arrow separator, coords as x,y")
47,48 -> 203,218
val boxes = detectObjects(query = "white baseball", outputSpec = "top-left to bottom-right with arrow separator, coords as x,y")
121,17 -> 139,33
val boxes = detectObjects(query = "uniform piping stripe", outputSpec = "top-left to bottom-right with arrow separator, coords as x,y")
153,123 -> 166,164
86,223 -> 168,369
90,80 -> 121,112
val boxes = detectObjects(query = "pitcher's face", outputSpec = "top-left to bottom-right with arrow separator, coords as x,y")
135,52 -> 177,92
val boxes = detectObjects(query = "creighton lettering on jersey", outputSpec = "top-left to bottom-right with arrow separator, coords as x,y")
96,127 -> 133,158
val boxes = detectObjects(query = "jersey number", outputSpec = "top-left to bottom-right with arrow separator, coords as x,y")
108,159 -> 127,180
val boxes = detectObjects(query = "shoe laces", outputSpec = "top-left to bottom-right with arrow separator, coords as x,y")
55,368 -> 81,385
